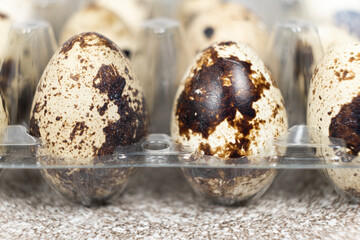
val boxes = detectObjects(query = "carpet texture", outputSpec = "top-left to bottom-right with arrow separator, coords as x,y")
0,168 -> 358,239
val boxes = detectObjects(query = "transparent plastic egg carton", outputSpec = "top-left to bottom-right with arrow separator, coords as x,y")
0,123 -> 356,206
0,0 -> 359,206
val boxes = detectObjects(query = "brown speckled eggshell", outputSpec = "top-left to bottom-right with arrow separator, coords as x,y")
307,42 -> 360,200
0,90 -> 9,170
60,5 -> 135,59
171,41 -> 288,205
184,2 -> 268,61
30,32 -> 148,206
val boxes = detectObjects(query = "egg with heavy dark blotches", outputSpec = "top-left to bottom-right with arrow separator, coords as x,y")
171,41 -> 288,205
29,32 -> 148,206
307,42 -> 360,201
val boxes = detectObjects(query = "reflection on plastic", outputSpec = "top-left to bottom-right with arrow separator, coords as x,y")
133,17 -> 189,134
267,20 -> 323,126
0,125 -> 358,169
0,20 -> 57,125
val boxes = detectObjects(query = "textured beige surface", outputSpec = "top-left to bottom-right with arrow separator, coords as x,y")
0,168 -> 359,239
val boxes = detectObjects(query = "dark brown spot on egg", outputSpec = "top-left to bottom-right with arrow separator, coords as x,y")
204,27 -> 214,39
69,121 -> 88,141
272,104 -> 280,119
0,13 -> 8,19
33,101 -> 47,114
124,66 -> 133,81
97,102 -> 108,116
176,44 -> 270,157
335,69 -> 355,81
93,64 -> 125,101
70,73 -> 80,81
93,64 -> 148,156
132,89 -> 139,97
60,32 -> 120,55
330,95 -> 360,156
29,116 -> 40,138
217,42 -> 236,47
123,49 -> 131,59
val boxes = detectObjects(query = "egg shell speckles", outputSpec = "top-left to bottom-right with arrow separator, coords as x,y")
30,32 -> 148,205
0,13 -> 11,56
185,2 -> 268,60
178,0 -> 220,27
30,32 -> 148,161
171,41 -> 288,204
0,90 -> 9,176
307,42 -> 360,200
60,5 -> 135,59
0,90 -> 9,143
0,91 -> 8,130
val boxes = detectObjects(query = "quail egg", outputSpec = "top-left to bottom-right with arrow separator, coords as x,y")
30,32 -> 148,206
171,41 -> 288,204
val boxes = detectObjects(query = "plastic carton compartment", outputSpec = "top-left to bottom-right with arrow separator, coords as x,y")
0,123 -> 356,205
0,0 -> 359,206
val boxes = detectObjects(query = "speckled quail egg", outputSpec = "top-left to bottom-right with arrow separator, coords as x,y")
334,10 -> 360,39
95,0 -> 151,34
0,0 -> 80,40
307,41 -> 360,200
184,2 -> 269,60
30,32 -> 148,206
60,4 -> 135,59
0,90 -> 9,171
0,13 -> 11,61
0,90 -> 8,142
317,23 -> 358,52
0,21 -> 57,125
177,0 -> 220,28
303,0 -> 360,38
171,41 -> 288,205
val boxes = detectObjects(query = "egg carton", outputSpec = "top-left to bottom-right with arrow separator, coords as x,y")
0,123 -> 354,206
0,124 -> 351,169
0,0 -> 359,206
